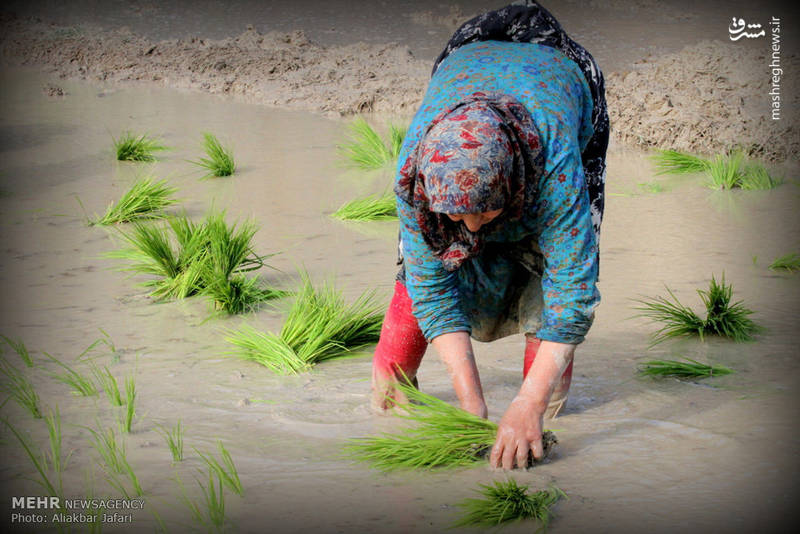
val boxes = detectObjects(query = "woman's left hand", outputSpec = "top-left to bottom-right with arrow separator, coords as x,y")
489,394 -> 546,469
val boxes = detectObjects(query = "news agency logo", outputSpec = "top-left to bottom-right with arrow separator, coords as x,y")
11,497 -> 61,509
728,16 -> 783,120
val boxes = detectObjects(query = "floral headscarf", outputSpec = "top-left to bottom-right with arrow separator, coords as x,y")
395,92 -> 544,271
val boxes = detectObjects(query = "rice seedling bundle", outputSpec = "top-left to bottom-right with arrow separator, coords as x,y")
453,479 -> 565,531
44,352 -> 97,396
331,191 -> 397,221
338,118 -> 407,170
91,177 -> 178,226
107,212 -> 282,312
196,441 -> 242,496
768,252 -> 800,273
226,273 -> 383,373
637,358 -> 733,379
635,274 -> 762,344
157,420 -> 184,462
2,418 -> 61,498
651,149 -> 779,190
346,383 -> 557,471
113,132 -> 167,162
192,133 -> 235,178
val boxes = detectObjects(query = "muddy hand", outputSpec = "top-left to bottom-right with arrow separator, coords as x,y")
490,394 -> 545,469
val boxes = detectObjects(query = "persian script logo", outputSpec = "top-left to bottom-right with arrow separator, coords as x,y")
728,17 -> 766,40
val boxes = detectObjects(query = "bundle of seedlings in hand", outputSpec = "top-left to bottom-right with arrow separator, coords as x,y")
346,382 -> 557,471
113,132 -> 167,162
331,190 -> 397,221
192,133 -> 235,178
637,357 -> 733,379
453,479 -> 566,530
90,176 -> 178,226
225,272 -> 383,374
635,274 -> 762,344
768,252 -> 800,273
0,359 -> 42,417
651,149 -> 780,190
338,117 -> 406,170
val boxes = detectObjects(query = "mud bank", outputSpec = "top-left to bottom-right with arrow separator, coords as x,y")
2,13 -> 798,161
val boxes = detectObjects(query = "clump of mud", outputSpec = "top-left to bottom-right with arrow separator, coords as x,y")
41,83 -> 66,97
0,14 -> 429,116
607,40 -> 799,162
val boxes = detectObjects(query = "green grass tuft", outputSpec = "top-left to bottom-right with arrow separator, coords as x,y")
92,365 -> 123,407
113,132 -> 167,162
1,335 -> 34,367
225,272 -> 383,374
44,352 -> 98,396
192,133 -> 235,178
651,149 -> 710,175
91,177 -> 178,226
157,420 -> 184,462
652,149 -> 780,190
338,118 -> 406,170
346,382 -> 557,471
106,211 -> 282,310
0,359 -> 42,417
196,441 -> 243,496
635,274 -> 762,344
87,424 -> 142,498
331,191 -> 397,221
637,357 -> 733,379
454,479 -> 565,530
768,252 -> 800,273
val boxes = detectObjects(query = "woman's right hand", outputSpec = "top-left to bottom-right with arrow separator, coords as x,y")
431,331 -> 488,419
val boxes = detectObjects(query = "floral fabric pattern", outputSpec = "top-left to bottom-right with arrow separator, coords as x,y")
396,41 -> 600,345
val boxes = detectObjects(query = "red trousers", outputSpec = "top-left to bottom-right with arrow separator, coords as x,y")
373,282 -> 573,403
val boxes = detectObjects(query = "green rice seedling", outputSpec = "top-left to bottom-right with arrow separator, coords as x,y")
42,407 -> 73,499
453,479 -> 566,531
338,117 -> 406,170
2,418 -> 59,497
768,252 -> 800,273
700,274 -> 761,341
651,149 -> 710,175
87,424 -> 143,497
331,191 -> 397,221
346,382 -> 557,471
92,365 -> 123,407
198,213 -> 286,314
107,211 -> 275,305
0,359 -> 42,418
196,441 -> 242,496
122,375 -> 136,433
635,274 -> 761,344
706,151 -> 745,190
192,133 -> 235,178
113,132 -> 167,162
157,420 -> 184,462
637,358 -> 733,379
91,177 -> 178,226
633,288 -> 705,344
225,272 -> 383,374
178,470 -> 226,532
637,181 -> 665,194
1,335 -> 34,367
739,162 -> 781,190
44,352 -> 98,396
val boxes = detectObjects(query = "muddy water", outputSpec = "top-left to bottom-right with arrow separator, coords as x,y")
0,68 -> 798,534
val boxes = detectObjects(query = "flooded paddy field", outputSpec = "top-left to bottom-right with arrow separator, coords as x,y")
0,67 -> 798,533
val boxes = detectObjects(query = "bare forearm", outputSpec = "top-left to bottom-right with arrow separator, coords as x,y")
516,340 -> 575,411
431,331 -> 487,417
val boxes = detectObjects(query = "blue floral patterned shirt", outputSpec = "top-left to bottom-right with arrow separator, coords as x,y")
397,41 -> 600,344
